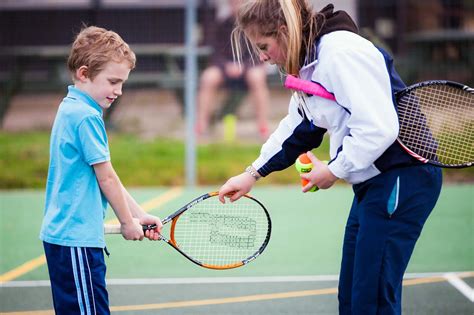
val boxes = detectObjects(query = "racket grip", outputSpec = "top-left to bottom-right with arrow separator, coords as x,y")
104,224 -> 157,234
142,224 -> 157,231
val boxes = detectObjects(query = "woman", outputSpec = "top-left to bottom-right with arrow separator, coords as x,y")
218,1 -> 442,314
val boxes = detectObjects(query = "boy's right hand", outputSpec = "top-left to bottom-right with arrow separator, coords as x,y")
120,218 -> 144,241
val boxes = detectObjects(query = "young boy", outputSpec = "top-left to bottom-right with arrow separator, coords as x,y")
39,26 -> 162,314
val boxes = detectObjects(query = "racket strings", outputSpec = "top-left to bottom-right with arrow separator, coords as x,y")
171,197 -> 269,267
397,85 -> 473,165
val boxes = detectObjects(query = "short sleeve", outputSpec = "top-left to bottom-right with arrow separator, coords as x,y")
78,115 -> 110,165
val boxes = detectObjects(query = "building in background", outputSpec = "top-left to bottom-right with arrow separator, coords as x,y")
1,0 -> 472,101
358,0 -> 473,85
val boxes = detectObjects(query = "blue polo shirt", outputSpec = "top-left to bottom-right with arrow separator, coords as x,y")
40,86 -> 110,248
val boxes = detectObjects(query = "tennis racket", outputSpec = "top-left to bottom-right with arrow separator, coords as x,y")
104,192 -> 271,270
285,75 -> 474,168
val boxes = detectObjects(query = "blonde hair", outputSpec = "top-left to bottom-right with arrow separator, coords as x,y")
231,0 -> 324,75
67,26 -> 136,81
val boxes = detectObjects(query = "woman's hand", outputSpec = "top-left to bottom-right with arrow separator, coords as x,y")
218,172 -> 256,203
301,151 -> 338,192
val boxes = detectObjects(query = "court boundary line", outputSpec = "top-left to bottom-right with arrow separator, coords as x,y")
444,272 -> 474,302
1,272 -> 473,314
0,187 -> 183,283
2,271 -> 472,287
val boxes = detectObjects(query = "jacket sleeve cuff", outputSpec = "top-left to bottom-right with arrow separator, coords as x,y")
328,156 -> 348,180
252,157 -> 270,177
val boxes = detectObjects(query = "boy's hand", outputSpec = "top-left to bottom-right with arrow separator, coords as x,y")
139,214 -> 163,241
120,218 -> 144,241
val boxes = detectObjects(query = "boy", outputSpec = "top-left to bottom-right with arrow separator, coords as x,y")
39,26 -> 162,314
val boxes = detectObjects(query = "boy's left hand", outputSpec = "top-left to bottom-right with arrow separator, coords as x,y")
139,214 -> 163,241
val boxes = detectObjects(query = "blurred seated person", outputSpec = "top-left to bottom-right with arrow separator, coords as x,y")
196,0 -> 270,139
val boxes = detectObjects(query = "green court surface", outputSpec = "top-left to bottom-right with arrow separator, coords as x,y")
0,184 -> 473,314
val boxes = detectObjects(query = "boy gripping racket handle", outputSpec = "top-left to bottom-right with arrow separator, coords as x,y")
39,26 -> 162,315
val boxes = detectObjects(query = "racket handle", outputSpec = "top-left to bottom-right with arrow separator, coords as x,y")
284,75 -> 336,101
142,224 -> 157,231
104,224 -> 157,234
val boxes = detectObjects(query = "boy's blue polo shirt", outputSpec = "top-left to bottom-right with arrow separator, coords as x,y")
40,86 -> 110,248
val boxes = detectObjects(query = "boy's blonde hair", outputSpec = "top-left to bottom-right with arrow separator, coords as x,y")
231,0 -> 324,75
68,26 -> 136,81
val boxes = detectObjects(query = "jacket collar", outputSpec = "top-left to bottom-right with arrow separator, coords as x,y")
301,3 -> 359,70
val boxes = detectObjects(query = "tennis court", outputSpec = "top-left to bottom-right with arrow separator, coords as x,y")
1,184 -> 473,314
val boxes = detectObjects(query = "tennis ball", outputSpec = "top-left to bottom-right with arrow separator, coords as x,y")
295,155 -> 329,193
295,153 -> 313,173
296,153 -> 317,192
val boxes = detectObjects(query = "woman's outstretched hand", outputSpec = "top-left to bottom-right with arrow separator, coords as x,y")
218,172 -> 256,203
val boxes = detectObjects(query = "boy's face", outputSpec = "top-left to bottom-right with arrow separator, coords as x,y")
78,61 -> 131,110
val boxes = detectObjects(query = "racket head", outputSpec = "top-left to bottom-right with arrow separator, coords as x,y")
163,192 -> 271,270
396,80 -> 474,168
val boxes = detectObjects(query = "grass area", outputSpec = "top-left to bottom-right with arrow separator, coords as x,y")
0,131 -> 331,188
1,131 -> 472,189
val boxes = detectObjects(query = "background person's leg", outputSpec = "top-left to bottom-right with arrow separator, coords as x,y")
245,66 -> 270,139
196,66 -> 224,135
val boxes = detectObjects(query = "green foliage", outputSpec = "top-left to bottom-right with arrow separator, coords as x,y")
0,132 -> 330,188
1,132 -> 471,189
0,132 -> 50,188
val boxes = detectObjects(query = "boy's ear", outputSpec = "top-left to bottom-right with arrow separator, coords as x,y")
76,66 -> 89,82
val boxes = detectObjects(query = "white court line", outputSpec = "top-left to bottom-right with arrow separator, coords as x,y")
2,272 -> 472,288
444,272 -> 474,302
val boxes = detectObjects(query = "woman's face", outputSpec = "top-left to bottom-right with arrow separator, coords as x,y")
247,31 -> 287,66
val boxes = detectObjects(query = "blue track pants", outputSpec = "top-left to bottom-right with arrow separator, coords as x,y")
43,242 -> 110,315
338,165 -> 442,315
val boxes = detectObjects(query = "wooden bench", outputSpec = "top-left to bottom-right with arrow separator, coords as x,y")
0,44 -> 283,127
0,44 -> 212,126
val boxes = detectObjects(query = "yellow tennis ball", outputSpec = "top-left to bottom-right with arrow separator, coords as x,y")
308,185 -> 319,192
295,153 -> 313,173
296,157 -> 329,193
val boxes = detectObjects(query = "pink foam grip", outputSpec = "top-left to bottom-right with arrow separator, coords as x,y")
284,75 -> 336,101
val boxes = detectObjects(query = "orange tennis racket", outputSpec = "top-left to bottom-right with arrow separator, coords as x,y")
104,192 -> 271,270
